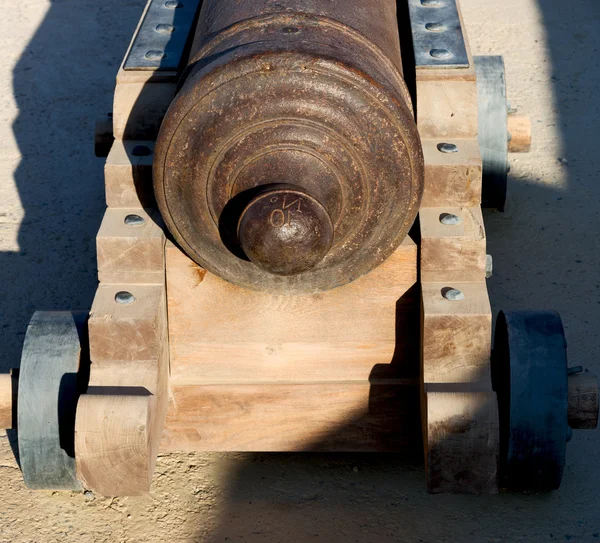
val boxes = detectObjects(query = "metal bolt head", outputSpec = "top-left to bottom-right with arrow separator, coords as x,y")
439,213 -> 461,225
425,22 -> 446,32
430,48 -> 452,60
124,214 -> 145,227
442,287 -> 465,301
115,291 -> 136,305
164,0 -> 183,7
437,142 -> 459,154
155,24 -> 175,34
145,50 -> 166,61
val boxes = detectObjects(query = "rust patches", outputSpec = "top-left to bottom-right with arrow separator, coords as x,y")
153,0 -> 423,294
192,265 -> 207,287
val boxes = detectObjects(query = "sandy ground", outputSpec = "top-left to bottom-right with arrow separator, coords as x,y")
1,0 -> 599,541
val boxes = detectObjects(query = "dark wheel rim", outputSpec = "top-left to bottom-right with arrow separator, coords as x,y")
17,311 -> 89,490
475,55 -> 508,211
492,310 -> 568,491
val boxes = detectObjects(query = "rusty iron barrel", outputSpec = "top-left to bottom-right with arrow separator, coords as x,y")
154,0 -> 424,294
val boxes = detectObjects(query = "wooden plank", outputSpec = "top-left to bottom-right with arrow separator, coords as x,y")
166,237 -> 418,384
76,283 -> 169,496
422,281 -> 492,385
88,283 -> 166,364
104,140 -> 155,208
420,206 -> 486,282
96,208 -> 166,284
161,382 -> 421,453
420,138 -> 482,208
424,391 -> 498,494
417,11 -> 499,492
416,81 -> 478,139
113,77 -> 176,140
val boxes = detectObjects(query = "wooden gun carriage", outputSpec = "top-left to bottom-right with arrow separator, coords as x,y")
1,0 -> 597,496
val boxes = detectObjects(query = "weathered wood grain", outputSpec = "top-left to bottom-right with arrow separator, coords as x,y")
166,237 -> 418,384
416,9 -> 498,493
420,206 -> 487,282
421,281 -> 492,385
568,371 -> 599,430
420,138 -> 482,208
507,114 -> 532,153
76,394 -> 153,495
76,283 -> 169,496
96,207 -> 165,284
416,81 -> 479,139
161,382 -> 421,453
104,140 -> 155,208
0,373 -> 15,429
424,391 -> 498,494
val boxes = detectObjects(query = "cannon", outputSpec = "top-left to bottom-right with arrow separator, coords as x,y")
2,0 -> 597,495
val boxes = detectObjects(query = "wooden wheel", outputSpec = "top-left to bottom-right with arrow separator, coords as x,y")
17,311 -> 89,490
492,310 -> 569,491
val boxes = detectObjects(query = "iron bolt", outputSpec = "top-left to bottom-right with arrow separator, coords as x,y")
439,213 -> 461,225
124,214 -> 145,227
437,142 -> 459,154
115,291 -> 136,305
443,288 -> 465,301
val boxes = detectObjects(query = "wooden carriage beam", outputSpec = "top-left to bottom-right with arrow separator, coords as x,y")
415,0 -> 499,494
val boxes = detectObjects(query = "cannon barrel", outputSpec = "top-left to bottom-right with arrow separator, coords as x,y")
154,0 -> 424,293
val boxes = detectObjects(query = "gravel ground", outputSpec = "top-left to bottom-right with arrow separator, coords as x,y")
0,0 -> 599,541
